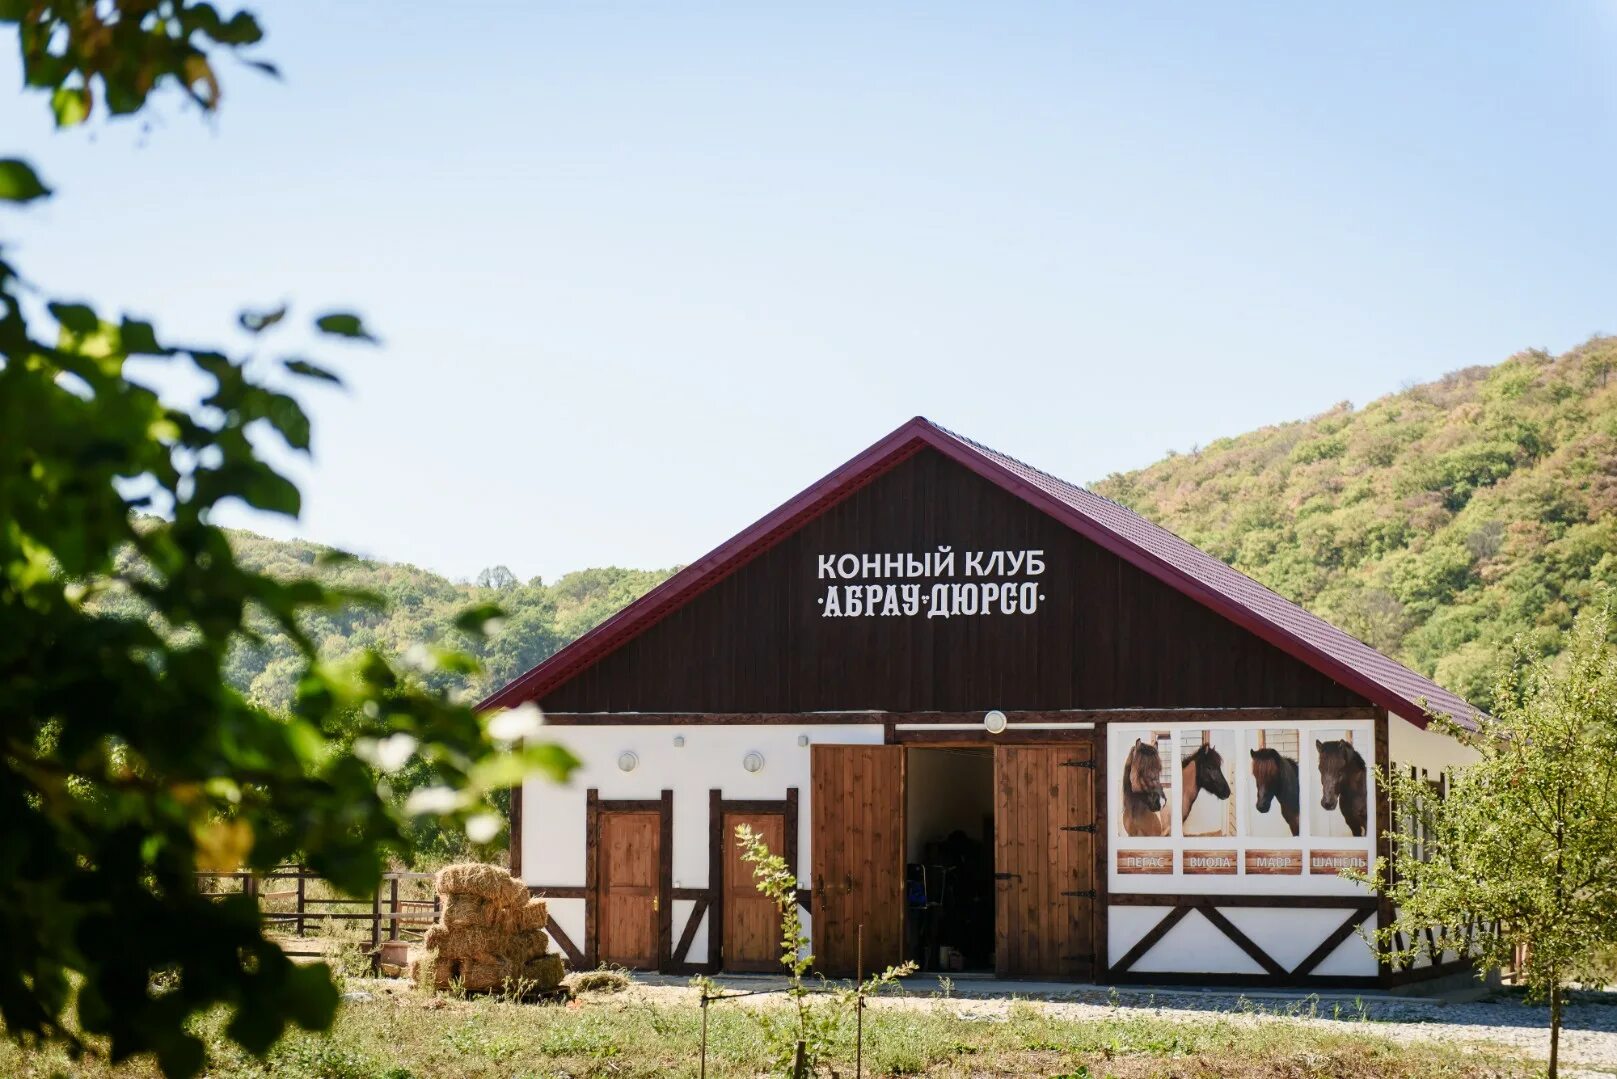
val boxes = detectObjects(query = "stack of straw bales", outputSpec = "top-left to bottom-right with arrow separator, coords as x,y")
412,863 -> 565,994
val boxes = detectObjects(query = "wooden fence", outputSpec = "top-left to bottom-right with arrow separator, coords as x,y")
198,865 -> 440,970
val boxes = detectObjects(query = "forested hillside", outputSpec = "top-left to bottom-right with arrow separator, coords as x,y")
94,530 -> 676,712
1095,336 -> 1617,712
102,336 -> 1615,719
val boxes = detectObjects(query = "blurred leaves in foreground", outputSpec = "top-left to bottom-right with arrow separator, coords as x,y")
1,3 -> 581,1076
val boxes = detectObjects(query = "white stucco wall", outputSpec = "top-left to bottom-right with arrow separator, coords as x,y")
1389,713 -> 1478,776
519,723 -> 884,963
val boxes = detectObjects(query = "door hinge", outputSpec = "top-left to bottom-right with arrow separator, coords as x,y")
1061,823 -> 1096,834
1061,888 -> 1097,899
1060,759 -> 1095,769
993,872 -> 1021,881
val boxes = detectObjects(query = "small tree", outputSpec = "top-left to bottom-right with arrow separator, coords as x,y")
1365,601 -> 1617,1078
696,825 -> 914,1077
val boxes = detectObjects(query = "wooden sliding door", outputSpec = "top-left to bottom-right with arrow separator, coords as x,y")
994,743 -> 1096,979
810,744 -> 904,976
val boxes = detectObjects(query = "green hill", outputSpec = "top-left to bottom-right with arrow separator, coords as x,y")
1094,335 -> 1617,711
113,335 -> 1616,718
93,529 -> 677,712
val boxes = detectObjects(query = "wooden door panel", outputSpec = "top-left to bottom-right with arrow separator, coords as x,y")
811,745 -> 904,976
598,810 -> 659,969
995,743 -> 1095,979
723,811 -> 785,972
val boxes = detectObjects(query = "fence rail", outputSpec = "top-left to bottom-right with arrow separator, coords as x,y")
198,865 -> 440,971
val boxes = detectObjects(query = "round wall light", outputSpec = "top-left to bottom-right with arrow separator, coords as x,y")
742,750 -> 766,773
617,751 -> 639,773
984,710 -> 1009,735
797,734 -> 810,747
672,735 -> 685,748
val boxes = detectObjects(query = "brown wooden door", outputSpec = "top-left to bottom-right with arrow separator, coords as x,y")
722,811 -> 785,972
995,743 -> 1095,979
811,744 -> 904,976
597,810 -> 660,969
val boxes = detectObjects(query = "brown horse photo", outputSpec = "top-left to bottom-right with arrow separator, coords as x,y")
1121,737 -> 1171,837
1315,738 -> 1368,837
1181,742 -> 1233,835
1249,747 -> 1300,836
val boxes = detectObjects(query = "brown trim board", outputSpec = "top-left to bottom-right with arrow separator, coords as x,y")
540,708 -> 1379,727
509,781 -> 523,879
546,915 -> 584,968
1375,708 -> 1394,986
584,789 -> 598,967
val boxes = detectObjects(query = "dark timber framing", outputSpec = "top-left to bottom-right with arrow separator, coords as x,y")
1107,895 -> 1383,987
535,707 -> 1380,727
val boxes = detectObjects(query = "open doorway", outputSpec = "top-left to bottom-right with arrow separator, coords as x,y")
904,747 -> 995,973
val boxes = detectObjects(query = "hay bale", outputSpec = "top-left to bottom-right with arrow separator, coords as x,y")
523,953 -> 566,991
436,863 -> 515,898
497,877 -> 531,911
412,950 -> 455,989
506,927 -> 551,962
441,893 -> 489,928
432,924 -> 503,962
496,896 -> 549,933
418,863 -> 565,997
569,968 -> 629,995
458,958 -> 513,993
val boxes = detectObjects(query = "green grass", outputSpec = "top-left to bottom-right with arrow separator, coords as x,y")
0,983 -> 1536,1078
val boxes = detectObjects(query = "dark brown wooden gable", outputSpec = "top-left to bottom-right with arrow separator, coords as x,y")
539,449 -> 1368,713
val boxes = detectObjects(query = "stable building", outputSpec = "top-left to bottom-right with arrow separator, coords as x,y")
487,418 -> 1480,988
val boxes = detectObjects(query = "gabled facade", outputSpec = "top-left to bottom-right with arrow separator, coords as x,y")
492,418 -> 1479,988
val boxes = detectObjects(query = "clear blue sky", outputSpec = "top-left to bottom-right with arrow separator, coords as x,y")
5,3 -> 1615,582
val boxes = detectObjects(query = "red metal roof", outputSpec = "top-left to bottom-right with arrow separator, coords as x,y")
482,417 -> 1481,729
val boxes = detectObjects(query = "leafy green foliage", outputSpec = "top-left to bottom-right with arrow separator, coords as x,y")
4,0 -> 271,122
0,4 -> 580,1076
1095,338 -> 1617,711
1358,600 -> 1617,1077
0,158 -> 51,201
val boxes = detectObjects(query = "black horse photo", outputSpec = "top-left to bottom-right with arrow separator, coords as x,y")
1249,746 -> 1301,837
1314,738 -> 1369,837
1180,740 -> 1233,836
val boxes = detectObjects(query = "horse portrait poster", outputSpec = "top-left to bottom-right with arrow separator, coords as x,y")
1246,728 -> 1302,838
1117,731 -> 1173,838
1179,729 -> 1236,837
1310,728 -> 1369,838
1107,720 -> 1377,892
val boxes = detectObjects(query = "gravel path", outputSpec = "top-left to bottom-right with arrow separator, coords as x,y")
632,975 -> 1617,1072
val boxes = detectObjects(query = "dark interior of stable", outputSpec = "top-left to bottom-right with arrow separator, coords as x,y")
904,747 -> 995,973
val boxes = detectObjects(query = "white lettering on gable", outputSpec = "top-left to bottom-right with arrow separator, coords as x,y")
814,547 -> 1047,619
